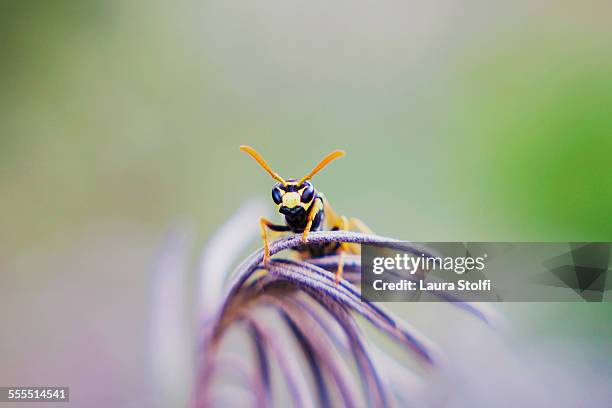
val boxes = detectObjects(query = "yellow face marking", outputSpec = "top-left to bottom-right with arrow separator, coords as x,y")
282,192 -> 300,208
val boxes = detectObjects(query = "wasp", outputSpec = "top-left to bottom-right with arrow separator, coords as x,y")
240,145 -> 372,282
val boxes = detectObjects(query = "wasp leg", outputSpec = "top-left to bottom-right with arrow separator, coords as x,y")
301,198 -> 324,243
260,217 -> 289,264
333,215 -> 351,284
336,251 -> 346,284
321,196 -> 375,282
333,216 -> 374,282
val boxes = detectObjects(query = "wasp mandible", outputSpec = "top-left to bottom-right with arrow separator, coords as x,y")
240,145 -> 372,282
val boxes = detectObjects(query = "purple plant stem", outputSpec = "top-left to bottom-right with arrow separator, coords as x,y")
266,261 -> 442,366
309,259 -> 503,327
289,296 -> 347,350
243,314 -> 313,408
292,291 -> 426,404
281,313 -> 332,408
245,317 -> 272,408
314,297 -> 392,408
262,296 -> 360,408
223,231 -> 440,305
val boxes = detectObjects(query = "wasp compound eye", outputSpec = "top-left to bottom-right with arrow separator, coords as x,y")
272,187 -> 283,204
301,183 -> 314,203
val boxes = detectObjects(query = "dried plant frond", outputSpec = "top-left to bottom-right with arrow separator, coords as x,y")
193,203 -> 502,407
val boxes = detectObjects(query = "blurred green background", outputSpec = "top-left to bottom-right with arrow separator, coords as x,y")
1,0 -> 611,406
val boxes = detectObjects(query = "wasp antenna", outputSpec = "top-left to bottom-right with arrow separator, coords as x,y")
298,149 -> 345,184
239,145 -> 287,185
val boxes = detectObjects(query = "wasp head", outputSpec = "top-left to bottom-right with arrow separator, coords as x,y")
272,180 -> 315,216
240,145 -> 344,214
